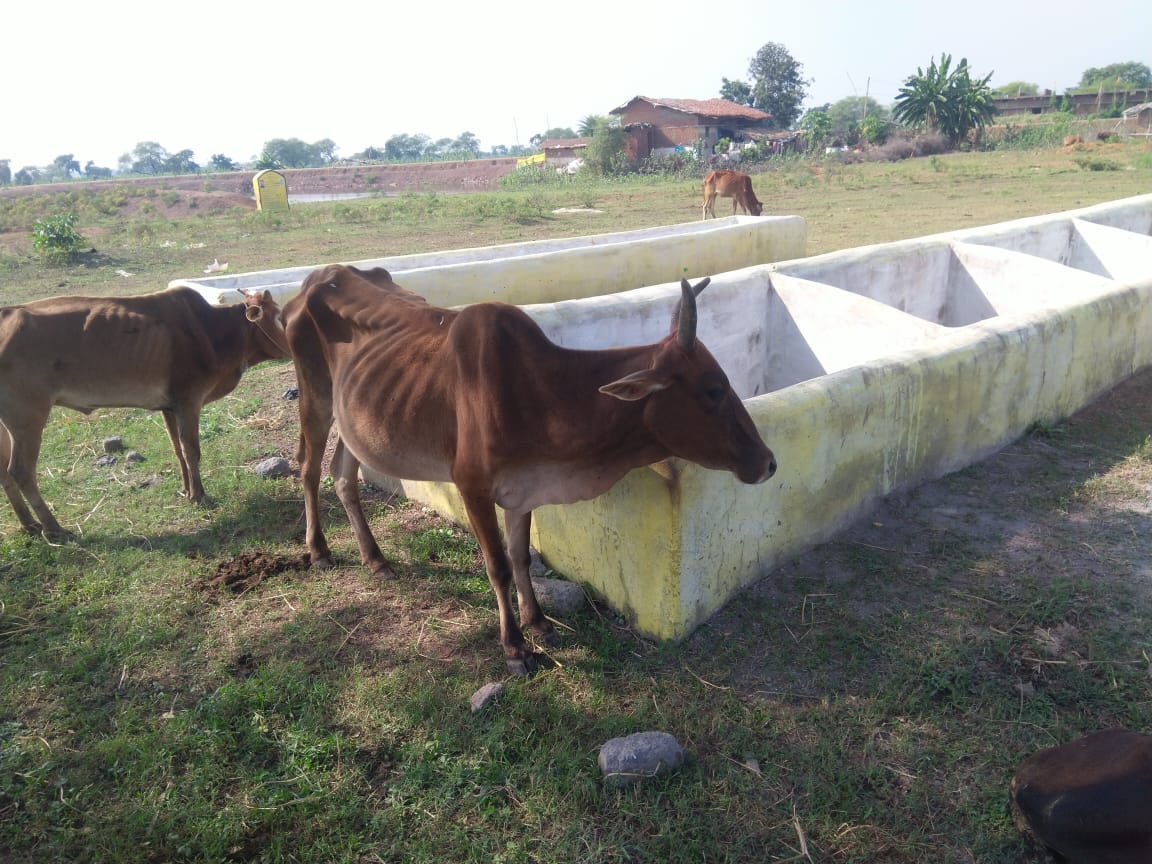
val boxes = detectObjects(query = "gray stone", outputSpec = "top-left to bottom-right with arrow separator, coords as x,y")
102,436 -> 124,453
470,682 -> 505,714
599,731 -> 684,787
528,546 -> 548,578
125,451 -> 145,464
531,576 -> 586,616
253,456 -> 292,479
95,454 -> 117,467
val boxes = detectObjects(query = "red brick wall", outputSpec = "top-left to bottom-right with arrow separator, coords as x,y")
616,103 -> 706,149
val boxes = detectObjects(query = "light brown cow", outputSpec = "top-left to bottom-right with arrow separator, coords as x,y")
702,169 -> 763,219
284,264 -> 776,674
1010,728 -> 1152,863
0,287 -> 290,540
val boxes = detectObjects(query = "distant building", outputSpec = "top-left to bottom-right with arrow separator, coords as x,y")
993,89 -> 1152,117
609,96 -> 774,162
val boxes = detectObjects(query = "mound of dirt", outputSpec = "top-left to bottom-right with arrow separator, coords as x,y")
197,552 -> 311,594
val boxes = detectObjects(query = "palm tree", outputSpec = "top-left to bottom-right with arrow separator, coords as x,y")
892,54 -> 997,146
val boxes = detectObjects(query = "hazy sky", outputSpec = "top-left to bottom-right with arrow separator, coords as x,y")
4,0 -> 1149,171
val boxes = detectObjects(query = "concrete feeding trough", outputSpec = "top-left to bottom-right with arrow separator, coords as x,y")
170,214 -> 807,307
177,196 -> 1152,642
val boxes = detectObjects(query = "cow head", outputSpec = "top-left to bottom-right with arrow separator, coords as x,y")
598,278 -> 776,484
243,290 -> 292,360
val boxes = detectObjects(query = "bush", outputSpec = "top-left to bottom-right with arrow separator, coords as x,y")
30,213 -> 88,263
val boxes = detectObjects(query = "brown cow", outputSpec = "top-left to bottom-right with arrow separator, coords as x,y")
0,287 -> 290,540
702,169 -> 763,219
1010,728 -> 1152,863
284,264 -> 776,674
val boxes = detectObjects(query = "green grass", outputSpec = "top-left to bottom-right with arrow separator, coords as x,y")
2,141 -> 1152,862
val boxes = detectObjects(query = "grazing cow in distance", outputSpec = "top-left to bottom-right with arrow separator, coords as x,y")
0,288 -> 290,540
284,264 -> 776,675
702,169 -> 763,219
1010,728 -> 1152,863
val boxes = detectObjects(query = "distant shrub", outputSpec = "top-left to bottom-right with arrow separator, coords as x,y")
1072,156 -> 1120,171
912,133 -> 950,156
30,213 -> 88,263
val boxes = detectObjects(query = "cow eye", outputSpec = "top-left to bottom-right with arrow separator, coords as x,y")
705,386 -> 726,405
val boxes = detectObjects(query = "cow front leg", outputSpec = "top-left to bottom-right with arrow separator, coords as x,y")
163,406 -> 206,504
3,421 -> 71,541
0,426 -> 47,536
294,381 -> 335,568
331,437 -> 394,577
461,493 -> 535,675
504,509 -> 558,648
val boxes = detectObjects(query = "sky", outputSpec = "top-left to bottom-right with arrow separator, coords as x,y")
4,0 -> 1150,172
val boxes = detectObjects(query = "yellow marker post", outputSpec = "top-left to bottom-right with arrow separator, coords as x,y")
252,169 -> 289,211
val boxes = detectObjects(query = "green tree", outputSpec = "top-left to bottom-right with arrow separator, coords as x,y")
0,160 -> 11,185
747,42 -> 809,128
1077,61 -> 1152,90
384,133 -> 430,160
582,120 -> 627,175
253,151 -> 283,170
859,114 -> 888,145
529,127 -> 576,148
719,78 -> 754,106
50,154 -> 80,180
577,115 -> 609,136
892,54 -> 996,146
129,141 -> 169,175
209,154 -> 238,171
452,132 -> 481,157
993,81 -> 1039,97
164,149 -> 199,174
83,160 -> 113,178
261,138 -> 321,168
799,108 -> 832,150
826,96 -> 889,143
313,138 -> 339,164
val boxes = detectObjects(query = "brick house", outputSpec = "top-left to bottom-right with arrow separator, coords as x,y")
608,96 -> 774,161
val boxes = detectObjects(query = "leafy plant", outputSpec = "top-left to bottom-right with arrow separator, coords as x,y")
892,54 -> 996,147
29,213 -> 88,262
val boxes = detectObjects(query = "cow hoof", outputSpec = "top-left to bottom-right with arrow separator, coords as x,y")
310,556 -> 335,570
370,561 -> 397,579
539,630 -> 561,649
506,653 -> 538,677
42,526 -> 76,543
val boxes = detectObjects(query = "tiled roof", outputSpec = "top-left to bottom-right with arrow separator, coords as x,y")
610,96 -> 771,121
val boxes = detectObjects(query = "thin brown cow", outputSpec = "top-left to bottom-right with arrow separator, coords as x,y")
0,288 -> 289,540
702,169 -> 763,219
284,264 -> 776,674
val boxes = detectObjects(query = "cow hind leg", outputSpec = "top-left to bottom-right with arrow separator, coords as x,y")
331,437 -> 394,577
462,492 -> 535,675
504,510 -> 558,647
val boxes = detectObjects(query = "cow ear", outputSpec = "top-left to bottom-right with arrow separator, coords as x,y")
599,369 -> 670,402
246,304 -> 264,322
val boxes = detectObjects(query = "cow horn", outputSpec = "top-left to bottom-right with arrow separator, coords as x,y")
673,277 -> 710,349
